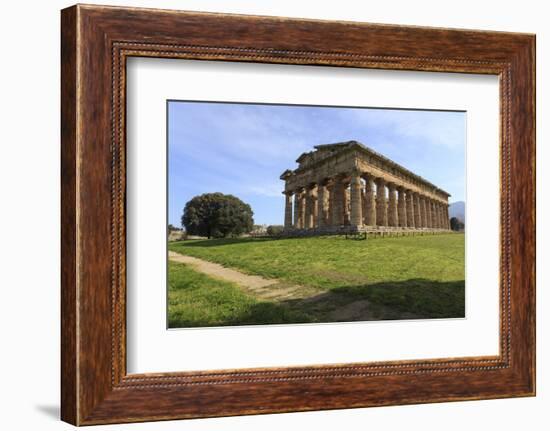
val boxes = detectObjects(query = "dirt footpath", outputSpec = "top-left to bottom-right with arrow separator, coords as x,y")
168,251 -> 421,321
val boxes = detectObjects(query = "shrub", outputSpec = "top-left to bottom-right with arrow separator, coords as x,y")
266,225 -> 284,236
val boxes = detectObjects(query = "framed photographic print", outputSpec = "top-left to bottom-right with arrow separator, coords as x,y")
61,4 -> 535,425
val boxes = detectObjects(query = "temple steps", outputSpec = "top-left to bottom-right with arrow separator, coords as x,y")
280,227 -> 455,238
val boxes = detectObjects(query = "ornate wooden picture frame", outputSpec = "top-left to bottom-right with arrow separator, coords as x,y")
61,4 -> 535,425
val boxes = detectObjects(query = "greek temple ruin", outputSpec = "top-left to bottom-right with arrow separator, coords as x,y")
280,141 -> 451,234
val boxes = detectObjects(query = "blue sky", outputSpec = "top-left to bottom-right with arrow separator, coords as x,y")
168,101 -> 465,227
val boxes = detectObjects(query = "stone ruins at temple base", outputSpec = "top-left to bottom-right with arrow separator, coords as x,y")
280,141 -> 453,237
285,225 -> 452,237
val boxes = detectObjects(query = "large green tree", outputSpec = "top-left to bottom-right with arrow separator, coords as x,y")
181,193 -> 254,239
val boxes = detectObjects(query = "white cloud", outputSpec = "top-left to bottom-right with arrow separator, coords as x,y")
244,183 -> 285,198
343,108 -> 465,150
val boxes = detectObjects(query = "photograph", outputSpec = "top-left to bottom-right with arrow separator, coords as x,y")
167,101 -> 466,328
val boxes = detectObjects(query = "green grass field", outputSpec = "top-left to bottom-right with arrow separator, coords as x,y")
168,233 -> 465,328
168,262 -> 312,328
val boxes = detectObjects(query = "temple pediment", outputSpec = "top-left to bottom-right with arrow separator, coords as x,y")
295,141 -> 358,169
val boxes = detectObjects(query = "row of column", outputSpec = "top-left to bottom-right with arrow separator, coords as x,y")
284,172 -> 450,230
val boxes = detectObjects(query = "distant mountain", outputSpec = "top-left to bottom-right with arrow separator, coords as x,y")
449,201 -> 465,223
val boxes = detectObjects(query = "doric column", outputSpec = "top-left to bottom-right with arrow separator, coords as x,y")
326,180 -> 334,227
344,183 -> 351,225
317,180 -> 327,228
331,176 -> 346,226
420,195 -> 427,228
406,190 -> 415,228
361,184 -> 367,223
437,203 -> 444,228
422,196 -> 428,227
376,178 -> 388,227
293,189 -> 302,228
414,193 -> 422,228
388,183 -> 398,227
305,185 -> 315,229
426,199 -> 433,228
350,170 -> 363,228
284,191 -> 293,229
299,190 -> 307,228
312,188 -> 319,227
397,187 -> 407,227
364,175 -> 376,226
304,189 -> 311,229
445,203 -> 451,229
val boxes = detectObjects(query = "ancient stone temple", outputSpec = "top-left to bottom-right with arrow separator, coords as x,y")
280,141 -> 451,234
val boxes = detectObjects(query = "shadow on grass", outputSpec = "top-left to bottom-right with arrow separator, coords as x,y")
169,278 -> 465,328
168,300 -> 314,328
284,278 -> 466,322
